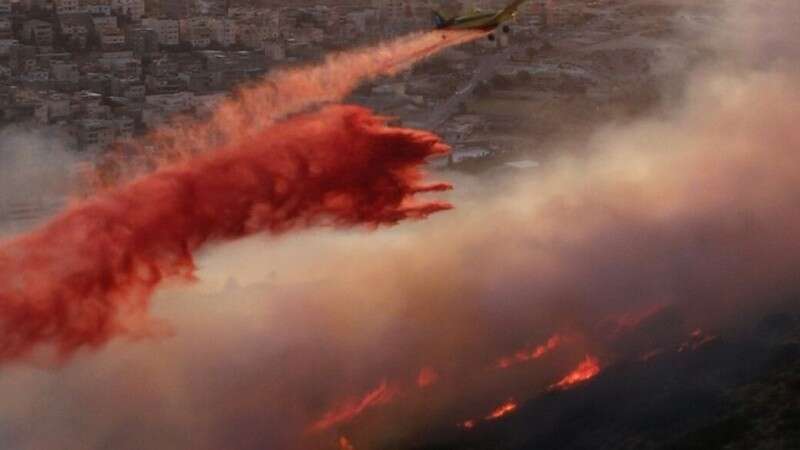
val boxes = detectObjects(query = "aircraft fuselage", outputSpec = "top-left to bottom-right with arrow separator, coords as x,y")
436,12 -> 500,30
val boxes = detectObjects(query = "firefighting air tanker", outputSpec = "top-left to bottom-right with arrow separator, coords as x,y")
432,0 -> 529,41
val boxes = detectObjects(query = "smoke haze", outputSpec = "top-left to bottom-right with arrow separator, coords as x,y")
0,105 -> 449,363
2,1 -> 800,449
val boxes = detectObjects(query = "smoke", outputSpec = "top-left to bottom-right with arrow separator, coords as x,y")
0,29 -> 482,362
0,105 -> 449,363
0,127 -> 78,235
3,2 -> 800,450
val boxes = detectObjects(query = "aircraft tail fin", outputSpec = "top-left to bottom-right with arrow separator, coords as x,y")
432,10 -> 448,28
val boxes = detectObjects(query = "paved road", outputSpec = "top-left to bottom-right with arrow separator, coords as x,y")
425,47 -> 512,130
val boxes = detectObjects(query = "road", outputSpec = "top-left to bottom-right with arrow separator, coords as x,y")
425,47 -> 512,130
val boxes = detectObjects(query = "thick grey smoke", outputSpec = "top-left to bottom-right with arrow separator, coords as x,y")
2,1 -> 800,450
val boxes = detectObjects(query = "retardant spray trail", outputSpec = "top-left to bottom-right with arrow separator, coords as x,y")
0,105 -> 451,363
94,30 -> 484,186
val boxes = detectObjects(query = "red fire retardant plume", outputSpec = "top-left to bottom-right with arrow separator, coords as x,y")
0,105 -> 451,363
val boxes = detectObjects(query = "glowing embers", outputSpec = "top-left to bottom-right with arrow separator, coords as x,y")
549,355 -> 601,391
485,399 -> 518,420
310,380 -> 399,432
459,419 -> 477,429
338,436 -> 355,450
496,334 -> 563,369
310,365 -> 441,433
678,328 -> 718,352
458,399 -> 519,430
417,367 -> 439,388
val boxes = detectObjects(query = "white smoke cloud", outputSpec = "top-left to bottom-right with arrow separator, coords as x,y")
3,1 -> 800,450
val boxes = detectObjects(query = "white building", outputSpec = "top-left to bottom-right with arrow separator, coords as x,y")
97,25 -> 125,50
81,0 -> 112,15
112,116 -> 134,140
141,18 -> 179,46
22,19 -> 54,46
77,119 -> 117,152
227,6 -> 258,21
51,62 -> 79,83
0,17 -> 11,38
180,18 -> 211,48
21,0 -> 52,12
264,41 -> 284,61
20,70 -> 49,82
111,0 -> 144,20
59,18 -> 89,45
122,83 -> 145,100
98,51 -> 140,76
236,20 -> 278,50
145,91 -> 195,113
209,17 -> 235,48
236,22 -> 261,49
0,39 -> 18,56
45,93 -> 71,120
189,28 -> 210,49
92,15 -> 116,29
55,0 -> 80,14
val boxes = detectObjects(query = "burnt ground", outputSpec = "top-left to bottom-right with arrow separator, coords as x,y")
389,307 -> 800,450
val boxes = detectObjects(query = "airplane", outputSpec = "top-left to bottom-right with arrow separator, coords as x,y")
432,0 -> 529,41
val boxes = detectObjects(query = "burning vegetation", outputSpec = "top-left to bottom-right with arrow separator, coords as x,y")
496,334 -> 564,369
3,2 -> 800,450
485,400 -> 519,421
549,356 -> 602,391
310,380 -> 399,432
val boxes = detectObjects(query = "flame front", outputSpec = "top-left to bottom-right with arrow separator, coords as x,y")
338,436 -> 355,450
549,356 -> 601,391
417,367 -> 439,388
460,419 -> 477,429
485,400 -> 518,420
310,380 -> 398,432
496,334 -> 563,369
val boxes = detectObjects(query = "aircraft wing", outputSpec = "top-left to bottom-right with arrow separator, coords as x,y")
496,0 -> 528,19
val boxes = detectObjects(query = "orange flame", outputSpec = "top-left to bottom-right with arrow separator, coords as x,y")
678,329 -> 718,352
416,367 -> 439,388
485,399 -> 518,420
549,356 -> 600,391
496,334 -> 563,369
459,399 -> 519,430
338,436 -> 355,450
460,419 -> 477,429
309,380 -> 398,432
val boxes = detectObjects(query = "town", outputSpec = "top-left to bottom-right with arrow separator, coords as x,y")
0,0 -> 703,152
0,0 -> 714,229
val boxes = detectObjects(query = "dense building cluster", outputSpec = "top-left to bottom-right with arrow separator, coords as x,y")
0,0 -> 630,156
0,0 -> 587,152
